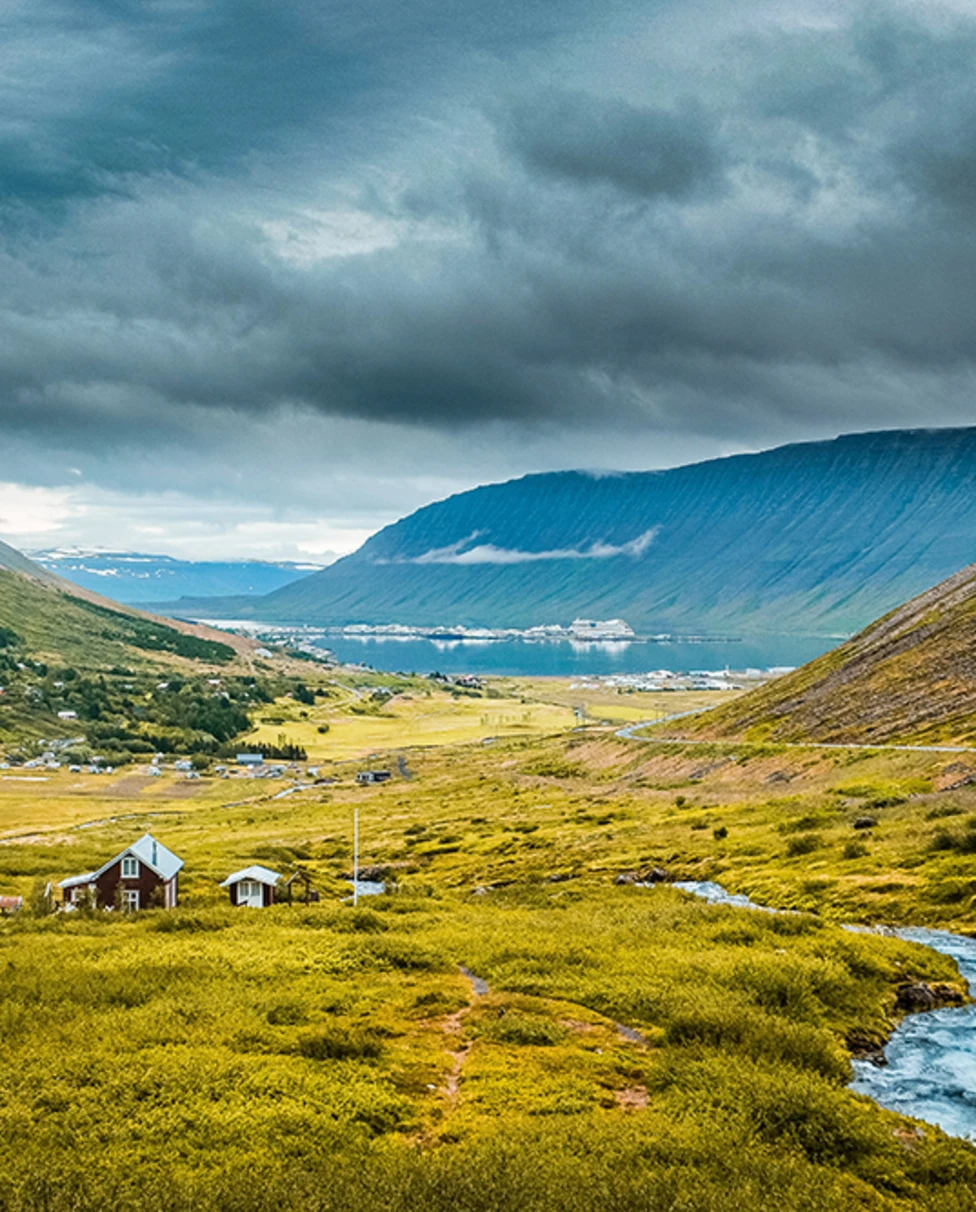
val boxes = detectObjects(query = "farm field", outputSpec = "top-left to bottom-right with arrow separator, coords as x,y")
3,719 -> 976,1209
242,686 -> 576,761
506,678 -> 743,725
241,682 -> 740,763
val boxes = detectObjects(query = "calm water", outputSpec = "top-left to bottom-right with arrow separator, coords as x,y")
315,634 -> 837,677
669,881 -> 976,1141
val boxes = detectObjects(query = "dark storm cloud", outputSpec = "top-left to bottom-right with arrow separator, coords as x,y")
502,91 -> 728,199
0,0 -> 616,209
5,0 -> 976,505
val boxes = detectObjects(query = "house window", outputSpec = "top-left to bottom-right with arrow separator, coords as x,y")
121,856 -> 139,878
125,890 -> 140,911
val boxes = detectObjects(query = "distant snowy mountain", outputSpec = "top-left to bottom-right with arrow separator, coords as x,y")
30,550 -> 325,604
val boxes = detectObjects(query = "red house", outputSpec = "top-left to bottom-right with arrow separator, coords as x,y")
59,833 -> 183,910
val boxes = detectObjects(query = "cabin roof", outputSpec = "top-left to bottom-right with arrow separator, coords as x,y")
59,871 -> 96,889
100,832 -> 183,882
220,865 -> 282,888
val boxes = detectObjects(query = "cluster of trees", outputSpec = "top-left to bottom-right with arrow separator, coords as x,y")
250,735 -> 308,761
0,652 -> 280,759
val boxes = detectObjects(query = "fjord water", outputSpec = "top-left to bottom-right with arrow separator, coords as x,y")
316,634 -> 836,677
673,882 -> 976,1141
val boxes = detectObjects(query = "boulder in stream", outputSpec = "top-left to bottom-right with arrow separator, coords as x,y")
895,981 -> 965,1012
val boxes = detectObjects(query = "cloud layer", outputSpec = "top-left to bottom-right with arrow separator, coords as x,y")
391,528 -> 658,565
3,0 -> 976,556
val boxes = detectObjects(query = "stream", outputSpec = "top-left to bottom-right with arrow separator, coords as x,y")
669,881 -> 976,1141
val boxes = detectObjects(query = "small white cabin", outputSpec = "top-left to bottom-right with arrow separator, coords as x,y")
220,865 -> 282,908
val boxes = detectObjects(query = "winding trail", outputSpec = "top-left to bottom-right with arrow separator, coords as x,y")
616,712 -> 976,754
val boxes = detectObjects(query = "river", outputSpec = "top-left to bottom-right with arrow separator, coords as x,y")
670,881 -> 976,1141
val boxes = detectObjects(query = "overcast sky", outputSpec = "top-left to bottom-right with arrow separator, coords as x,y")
3,0 -> 976,560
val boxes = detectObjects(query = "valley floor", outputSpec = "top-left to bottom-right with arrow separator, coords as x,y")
3,686 -> 976,1210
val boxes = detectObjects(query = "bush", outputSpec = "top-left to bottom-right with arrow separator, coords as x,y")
298,1027 -> 382,1060
929,818 -> 976,853
485,1012 -> 567,1047
267,1001 -> 307,1025
786,834 -> 822,857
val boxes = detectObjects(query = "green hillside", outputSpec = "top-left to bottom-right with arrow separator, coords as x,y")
0,568 -> 235,671
678,561 -> 976,745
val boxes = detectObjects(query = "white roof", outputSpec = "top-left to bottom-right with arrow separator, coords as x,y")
59,871 -> 95,889
220,865 -> 282,888
92,832 -> 184,882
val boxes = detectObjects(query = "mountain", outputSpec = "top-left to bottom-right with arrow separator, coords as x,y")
30,550 -> 323,604
679,560 -> 976,745
160,427 -> 976,636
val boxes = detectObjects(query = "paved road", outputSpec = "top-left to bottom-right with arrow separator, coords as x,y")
615,712 -> 976,754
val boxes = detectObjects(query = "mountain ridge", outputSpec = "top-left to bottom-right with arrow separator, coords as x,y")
30,549 -> 323,605
155,427 -> 976,636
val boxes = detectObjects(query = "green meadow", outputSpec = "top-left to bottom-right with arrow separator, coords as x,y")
3,706 -> 976,1210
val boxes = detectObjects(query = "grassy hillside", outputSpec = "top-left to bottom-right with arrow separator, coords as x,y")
675,561 -> 976,745
3,728 -> 976,1209
0,569 -> 238,670
164,428 -> 976,635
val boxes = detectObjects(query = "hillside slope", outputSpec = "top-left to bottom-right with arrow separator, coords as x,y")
679,562 -> 976,745
0,568 -> 239,672
0,536 -> 266,671
0,539 -> 60,583
164,427 -> 976,635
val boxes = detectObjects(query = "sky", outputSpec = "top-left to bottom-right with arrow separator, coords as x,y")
3,0 -> 976,560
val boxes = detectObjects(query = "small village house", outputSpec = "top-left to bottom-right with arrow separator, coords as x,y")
220,865 -> 282,907
59,833 -> 183,911
356,770 -> 392,785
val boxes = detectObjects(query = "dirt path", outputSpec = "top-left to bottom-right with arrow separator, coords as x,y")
434,966 -> 490,1116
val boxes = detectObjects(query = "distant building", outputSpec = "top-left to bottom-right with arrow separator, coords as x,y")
236,753 -> 264,766
57,710 -> 78,720
59,833 -> 183,911
569,618 -> 635,640
356,770 -> 392,785
220,865 -> 282,908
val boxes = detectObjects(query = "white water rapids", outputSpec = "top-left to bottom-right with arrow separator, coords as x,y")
671,881 -> 976,1141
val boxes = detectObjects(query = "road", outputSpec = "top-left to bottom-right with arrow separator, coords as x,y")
615,711 -> 976,754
